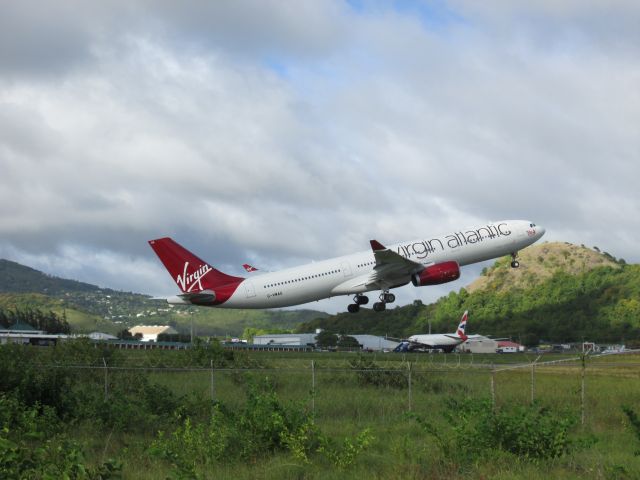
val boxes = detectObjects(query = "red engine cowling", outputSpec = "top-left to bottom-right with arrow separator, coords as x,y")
411,261 -> 460,286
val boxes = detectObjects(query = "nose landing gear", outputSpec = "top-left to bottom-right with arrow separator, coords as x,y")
510,252 -> 520,268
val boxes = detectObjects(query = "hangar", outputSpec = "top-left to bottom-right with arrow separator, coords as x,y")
252,333 -> 399,352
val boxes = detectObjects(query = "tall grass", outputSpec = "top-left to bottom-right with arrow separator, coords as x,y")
2,343 -> 640,478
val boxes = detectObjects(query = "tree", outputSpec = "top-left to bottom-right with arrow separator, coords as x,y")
117,328 -> 133,340
337,335 -> 360,348
315,330 -> 338,348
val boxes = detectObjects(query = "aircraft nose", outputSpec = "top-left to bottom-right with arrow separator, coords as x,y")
537,225 -> 546,237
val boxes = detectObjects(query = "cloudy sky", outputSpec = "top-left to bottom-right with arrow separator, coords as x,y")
1,0 -> 638,313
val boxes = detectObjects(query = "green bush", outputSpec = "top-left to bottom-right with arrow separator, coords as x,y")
0,394 -> 121,479
622,405 -> 640,455
414,397 -> 578,463
151,378 -> 373,476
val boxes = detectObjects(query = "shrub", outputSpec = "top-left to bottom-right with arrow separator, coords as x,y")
0,394 -> 120,479
622,405 -> 640,455
413,397 -> 578,463
151,378 -> 373,476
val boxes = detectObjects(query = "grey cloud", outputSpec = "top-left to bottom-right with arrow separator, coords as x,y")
1,1 -> 639,311
149,0 -> 351,58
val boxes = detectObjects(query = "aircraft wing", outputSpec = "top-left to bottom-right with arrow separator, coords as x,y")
365,240 -> 424,289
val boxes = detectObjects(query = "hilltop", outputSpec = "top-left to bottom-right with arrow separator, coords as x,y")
468,242 -> 621,293
0,259 -> 327,335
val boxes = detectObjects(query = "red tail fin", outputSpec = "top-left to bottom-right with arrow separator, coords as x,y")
456,310 -> 469,342
148,238 -> 244,293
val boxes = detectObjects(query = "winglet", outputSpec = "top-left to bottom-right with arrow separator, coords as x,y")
370,239 -> 386,251
242,264 -> 258,273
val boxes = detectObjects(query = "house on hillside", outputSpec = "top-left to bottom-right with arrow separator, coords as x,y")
128,325 -> 178,342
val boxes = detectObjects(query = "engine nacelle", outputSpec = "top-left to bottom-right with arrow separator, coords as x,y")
411,261 -> 460,286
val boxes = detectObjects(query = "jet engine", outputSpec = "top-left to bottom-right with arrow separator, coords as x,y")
411,261 -> 460,286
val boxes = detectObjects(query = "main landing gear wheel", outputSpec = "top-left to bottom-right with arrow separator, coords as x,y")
347,294 -> 369,313
373,302 -> 386,312
381,293 -> 395,303
354,295 -> 369,305
510,252 -> 520,269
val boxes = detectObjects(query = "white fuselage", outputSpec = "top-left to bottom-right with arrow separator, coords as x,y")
217,220 -> 544,309
408,333 -> 463,348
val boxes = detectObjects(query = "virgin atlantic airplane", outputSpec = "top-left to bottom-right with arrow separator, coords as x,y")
149,220 -> 545,313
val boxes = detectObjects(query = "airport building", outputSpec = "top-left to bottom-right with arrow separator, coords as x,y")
458,336 -> 498,354
128,325 -> 178,342
252,333 -> 399,351
0,321 -> 67,346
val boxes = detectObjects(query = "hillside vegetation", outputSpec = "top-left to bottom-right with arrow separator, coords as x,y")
299,242 -> 639,345
0,259 -> 327,335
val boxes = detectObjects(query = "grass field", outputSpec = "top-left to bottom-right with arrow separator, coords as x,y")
2,345 -> 640,479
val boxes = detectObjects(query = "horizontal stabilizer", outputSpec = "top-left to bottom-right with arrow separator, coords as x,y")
167,290 -> 217,306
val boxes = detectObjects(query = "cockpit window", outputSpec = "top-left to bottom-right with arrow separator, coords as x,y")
529,223 -> 536,227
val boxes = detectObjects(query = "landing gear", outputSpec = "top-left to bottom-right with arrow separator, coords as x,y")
347,295 -> 369,313
347,291 -> 395,313
381,292 -> 395,303
510,252 -> 520,269
354,295 -> 369,305
373,302 -> 386,312
372,290 -> 395,312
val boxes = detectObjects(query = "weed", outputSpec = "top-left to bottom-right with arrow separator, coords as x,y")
622,405 -> 640,456
349,355 -> 407,389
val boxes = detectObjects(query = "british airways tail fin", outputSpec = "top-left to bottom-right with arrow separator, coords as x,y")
456,310 -> 469,341
148,237 -> 244,293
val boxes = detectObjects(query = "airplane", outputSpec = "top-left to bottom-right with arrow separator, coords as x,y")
148,219 -> 545,313
393,310 -> 471,353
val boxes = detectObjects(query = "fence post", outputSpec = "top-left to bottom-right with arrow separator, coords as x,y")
311,360 -> 316,419
407,362 -> 412,412
530,363 -> 536,404
102,357 -> 108,400
210,359 -> 215,402
581,354 -> 586,427
490,364 -> 496,410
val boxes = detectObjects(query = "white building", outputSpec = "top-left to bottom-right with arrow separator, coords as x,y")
350,335 -> 399,351
252,333 -> 398,351
128,325 -> 178,342
458,336 -> 498,354
253,333 -> 317,347
88,332 -> 118,341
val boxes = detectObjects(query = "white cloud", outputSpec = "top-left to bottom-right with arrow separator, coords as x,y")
0,1 -> 639,313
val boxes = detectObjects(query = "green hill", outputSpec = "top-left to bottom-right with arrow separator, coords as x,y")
0,259 -> 328,335
297,242 -> 640,345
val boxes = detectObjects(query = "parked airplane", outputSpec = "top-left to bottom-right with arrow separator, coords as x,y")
149,220 -> 545,313
394,311 -> 471,353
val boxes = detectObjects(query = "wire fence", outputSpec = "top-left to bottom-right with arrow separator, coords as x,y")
20,352 -> 640,428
